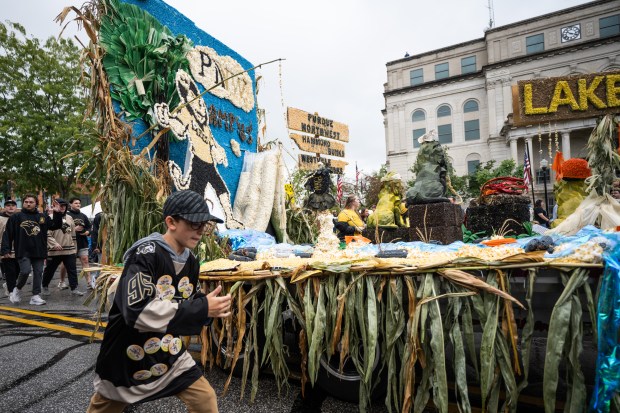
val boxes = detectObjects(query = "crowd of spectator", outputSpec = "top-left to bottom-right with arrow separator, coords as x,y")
0,195 -> 100,306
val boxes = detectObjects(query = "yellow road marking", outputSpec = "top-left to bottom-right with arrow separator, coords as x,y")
0,313 -> 103,340
0,305 -> 107,327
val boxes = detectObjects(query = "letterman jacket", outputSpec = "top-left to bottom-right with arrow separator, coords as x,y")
47,214 -> 77,256
93,237 -> 210,403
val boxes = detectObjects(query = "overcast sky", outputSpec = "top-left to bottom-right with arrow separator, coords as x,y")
3,0 -> 591,178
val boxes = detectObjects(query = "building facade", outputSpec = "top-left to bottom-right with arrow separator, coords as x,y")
383,0 -> 620,203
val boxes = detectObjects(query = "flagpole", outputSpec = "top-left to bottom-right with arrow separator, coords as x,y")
525,141 -> 536,206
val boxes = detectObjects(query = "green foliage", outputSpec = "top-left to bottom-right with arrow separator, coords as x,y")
516,221 -> 534,239
0,22 -> 98,197
286,168 -> 318,244
462,224 -> 486,243
361,163 -> 388,207
100,0 -> 193,126
196,234 -> 230,263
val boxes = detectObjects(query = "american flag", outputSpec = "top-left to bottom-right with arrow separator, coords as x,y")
523,148 -> 532,191
336,174 -> 343,203
355,162 -> 360,186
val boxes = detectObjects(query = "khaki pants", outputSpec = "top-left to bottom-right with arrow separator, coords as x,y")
87,376 -> 218,413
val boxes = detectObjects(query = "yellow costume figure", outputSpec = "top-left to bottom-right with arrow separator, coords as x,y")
367,172 -> 408,229
551,158 -> 591,228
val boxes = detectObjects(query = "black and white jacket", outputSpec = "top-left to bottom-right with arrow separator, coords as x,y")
93,237 -> 210,403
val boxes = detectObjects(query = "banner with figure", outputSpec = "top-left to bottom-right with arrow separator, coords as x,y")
100,0 -> 257,228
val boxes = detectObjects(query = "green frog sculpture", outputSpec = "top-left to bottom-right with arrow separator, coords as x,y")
405,130 -> 450,205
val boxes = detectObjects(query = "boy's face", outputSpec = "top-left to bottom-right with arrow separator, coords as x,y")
71,199 -> 81,211
169,217 -> 214,249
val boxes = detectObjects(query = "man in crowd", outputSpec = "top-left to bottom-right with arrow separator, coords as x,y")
67,198 -> 94,289
534,199 -> 551,228
88,190 -> 231,412
89,211 -> 102,283
1,195 -> 65,305
41,198 -> 84,297
0,199 -> 18,297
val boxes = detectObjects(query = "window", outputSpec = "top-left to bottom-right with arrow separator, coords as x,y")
526,34 -> 544,54
413,128 -> 426,148
536,169 -> 551,184
464,119 -> 480,141
600,15 -> 620,38
437,105 -> 451,118
461,56 -> 476,74
463,100 -> 479,113
410,68 -> 424,85
435,63 -> 449,80
412,110 -> 425,122
437,124 -> 452,144
467,160 -> 480,175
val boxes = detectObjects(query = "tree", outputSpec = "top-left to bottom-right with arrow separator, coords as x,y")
360,164 -> 388,208
0,22 -> 98,198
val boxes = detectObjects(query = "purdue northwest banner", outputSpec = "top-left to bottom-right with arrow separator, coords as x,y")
101,0 -> 258,228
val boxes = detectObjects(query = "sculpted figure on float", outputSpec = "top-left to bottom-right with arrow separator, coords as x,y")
367,172 -> 407,229
405,130 -> 450,205
304,162 -> 336,211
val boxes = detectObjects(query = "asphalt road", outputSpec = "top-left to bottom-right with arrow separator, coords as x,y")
0,274 -> 387,413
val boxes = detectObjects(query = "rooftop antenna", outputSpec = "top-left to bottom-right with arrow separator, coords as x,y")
486,0 -> 495,29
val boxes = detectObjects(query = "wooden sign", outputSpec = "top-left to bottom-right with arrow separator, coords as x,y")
298,154 -> 348,175
290,133 -> 346,158
512,71 -> 620,126
287,107 -> 349,142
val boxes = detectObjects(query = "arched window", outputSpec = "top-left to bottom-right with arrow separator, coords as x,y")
463,100 -> 479,113
412,110 -> 425,122
437,105 -> 451,118
466,153 -> 481,175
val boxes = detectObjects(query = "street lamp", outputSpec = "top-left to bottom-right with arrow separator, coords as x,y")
540,158 -> 549,216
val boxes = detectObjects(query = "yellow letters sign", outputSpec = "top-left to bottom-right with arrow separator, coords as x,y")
512,71 -> 620,126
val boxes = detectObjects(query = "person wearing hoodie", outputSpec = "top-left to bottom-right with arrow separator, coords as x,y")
1,194 -> 65,305
88,190 -> 231,413
41,198 -> 85,297
0,199 -> 18,297
67,197 -> 94,288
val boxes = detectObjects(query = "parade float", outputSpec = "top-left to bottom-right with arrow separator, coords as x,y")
58,1 -> 620,412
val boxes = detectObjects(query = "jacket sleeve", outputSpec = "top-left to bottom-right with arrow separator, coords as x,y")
47,211 -> 63,231
91,214 -> 101,250
0,216 -> 14,256
47,231 -> 60,250
83,213 -> 92,233
116,248 -> 210,335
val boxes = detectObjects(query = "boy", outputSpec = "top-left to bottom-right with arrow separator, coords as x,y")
88,190 -> 231,413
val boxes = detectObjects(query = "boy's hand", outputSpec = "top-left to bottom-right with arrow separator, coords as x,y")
206,285 -> 232,318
